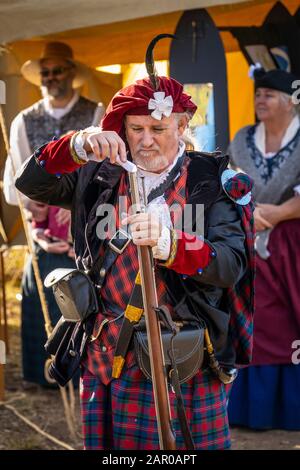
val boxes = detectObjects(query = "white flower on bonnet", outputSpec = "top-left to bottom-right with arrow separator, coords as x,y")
148,91 -> 174,120
248,62 -> 263,79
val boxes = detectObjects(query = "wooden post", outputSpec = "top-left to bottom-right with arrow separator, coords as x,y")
0,317 -> 5,402
0,246 -> 5,401
0,246 -> 9,354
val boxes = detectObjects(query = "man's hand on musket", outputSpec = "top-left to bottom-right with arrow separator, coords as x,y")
82,129 -> 127,164
122,213 -> 162,247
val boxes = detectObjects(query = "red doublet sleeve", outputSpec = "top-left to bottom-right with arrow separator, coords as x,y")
37,133 -> 83,175
164,230 -> 215,276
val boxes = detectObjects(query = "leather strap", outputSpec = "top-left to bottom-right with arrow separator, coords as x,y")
112,271 -> 144,378
88,229 -> 131,288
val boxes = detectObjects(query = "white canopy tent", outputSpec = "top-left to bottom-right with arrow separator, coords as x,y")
0,0 -> 248,44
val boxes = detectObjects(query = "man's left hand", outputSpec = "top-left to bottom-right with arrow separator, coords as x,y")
122,213 -> 161,247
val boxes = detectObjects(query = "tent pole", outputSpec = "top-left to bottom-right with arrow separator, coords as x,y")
0,332 -> 4,401
0,245 -> 9,354
0,274 -> 5,401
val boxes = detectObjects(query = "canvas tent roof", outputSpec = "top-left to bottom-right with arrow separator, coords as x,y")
0,0 -> 250,44
3,0 -> 299,71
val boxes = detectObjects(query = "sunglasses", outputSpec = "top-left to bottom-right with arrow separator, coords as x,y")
40,66 -> 72,78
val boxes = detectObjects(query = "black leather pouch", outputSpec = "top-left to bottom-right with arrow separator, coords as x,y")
134,323 -> 204,384
44,268 -> 99,322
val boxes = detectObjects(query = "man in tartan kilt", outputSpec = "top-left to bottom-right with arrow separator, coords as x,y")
15,36 -> 255,450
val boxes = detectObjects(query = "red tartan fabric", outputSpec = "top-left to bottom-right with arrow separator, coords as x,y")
84,312 -> 136,386
80,365 -> 231,450
224,173 -> 253,200
220,169 -> 255,364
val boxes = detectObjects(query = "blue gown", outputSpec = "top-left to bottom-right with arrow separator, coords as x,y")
229,364 -> 300,430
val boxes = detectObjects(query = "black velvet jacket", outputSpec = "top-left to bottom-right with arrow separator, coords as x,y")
15,150 -> 247,367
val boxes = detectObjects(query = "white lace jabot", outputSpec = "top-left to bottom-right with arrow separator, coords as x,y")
137,140 -> 186,229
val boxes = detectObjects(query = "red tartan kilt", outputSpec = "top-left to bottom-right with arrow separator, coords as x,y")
80,365 -> 231,450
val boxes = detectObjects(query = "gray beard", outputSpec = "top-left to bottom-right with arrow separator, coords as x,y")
133,154 -> 170,173
41,82 -> 69,99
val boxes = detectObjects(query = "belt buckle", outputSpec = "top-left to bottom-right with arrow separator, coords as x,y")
108,228 -> 131,255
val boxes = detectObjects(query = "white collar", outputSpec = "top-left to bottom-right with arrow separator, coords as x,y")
255,115 -> 300,158
43,90 -> 79,120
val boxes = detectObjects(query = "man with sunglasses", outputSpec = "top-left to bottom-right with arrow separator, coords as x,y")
4,41 -> 103,206
3,41 -> 104,388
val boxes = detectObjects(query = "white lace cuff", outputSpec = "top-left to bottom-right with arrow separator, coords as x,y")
152,226 -> 171,260
294,184 -> 300,196
73,126 -> 101,162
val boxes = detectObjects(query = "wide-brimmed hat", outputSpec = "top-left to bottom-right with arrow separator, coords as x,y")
21,41 -> 89,88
